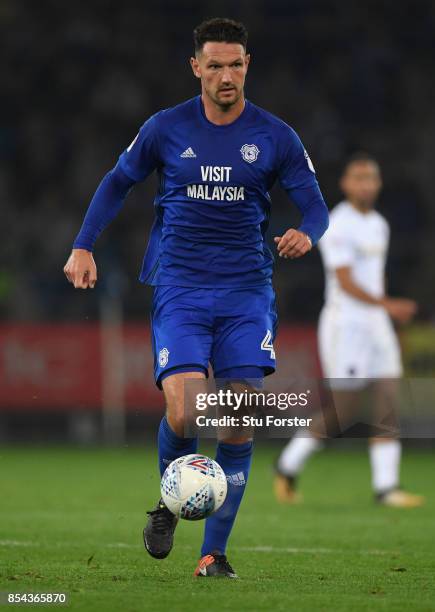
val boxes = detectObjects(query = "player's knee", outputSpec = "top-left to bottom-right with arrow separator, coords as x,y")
166,407 -> 186,438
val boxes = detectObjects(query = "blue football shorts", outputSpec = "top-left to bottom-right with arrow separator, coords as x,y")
151,285 -> 278,388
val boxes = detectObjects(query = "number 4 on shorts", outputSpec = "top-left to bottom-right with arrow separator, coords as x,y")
261,329 -> 275,359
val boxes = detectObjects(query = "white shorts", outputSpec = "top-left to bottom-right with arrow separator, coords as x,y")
318,306 -> 403,387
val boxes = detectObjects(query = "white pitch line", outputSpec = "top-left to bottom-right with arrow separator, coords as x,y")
236,546 -> 396,556
239,546 -> 336,554
0,540 -> 41,547
0,540 -> 399,556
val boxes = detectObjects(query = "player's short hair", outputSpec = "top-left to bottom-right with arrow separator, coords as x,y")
193,17 -> 248,54
342,152 -> 380,175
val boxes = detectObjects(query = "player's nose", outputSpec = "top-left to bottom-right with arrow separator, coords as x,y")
221,66 -> 233,83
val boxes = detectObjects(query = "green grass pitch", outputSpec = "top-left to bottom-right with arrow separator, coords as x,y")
0,444 -> 434,611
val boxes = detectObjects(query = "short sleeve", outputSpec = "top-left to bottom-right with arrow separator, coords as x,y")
277,124 -> 318,192
319,218 -> 356,269
117,113 -> 161,182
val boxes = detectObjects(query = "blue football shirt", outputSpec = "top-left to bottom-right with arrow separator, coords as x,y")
115,95 -> 323,287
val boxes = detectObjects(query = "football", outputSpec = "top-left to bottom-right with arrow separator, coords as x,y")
161,454 -> 228,520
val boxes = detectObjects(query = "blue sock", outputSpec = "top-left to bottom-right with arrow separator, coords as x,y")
158,416 -> 198,477
201,440 -> 253,557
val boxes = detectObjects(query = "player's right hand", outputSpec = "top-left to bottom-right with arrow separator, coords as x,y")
274,229 -> 312,259
381,297 -> 417,324
63,249 -> 97,289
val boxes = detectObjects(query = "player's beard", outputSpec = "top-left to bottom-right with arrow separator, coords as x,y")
210,85 -> 242,110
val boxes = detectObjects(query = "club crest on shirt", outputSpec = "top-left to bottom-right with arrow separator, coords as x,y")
159,347 -> 169,367
240,144 -> 260,163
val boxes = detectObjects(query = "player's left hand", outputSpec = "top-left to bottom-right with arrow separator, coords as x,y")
274,229 -> 312,259
381,297 -> 418,324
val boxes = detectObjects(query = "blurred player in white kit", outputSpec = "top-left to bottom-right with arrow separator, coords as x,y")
275,153 -> 425,508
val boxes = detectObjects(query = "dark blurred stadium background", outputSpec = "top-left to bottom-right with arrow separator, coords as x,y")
1,0 -> 435,442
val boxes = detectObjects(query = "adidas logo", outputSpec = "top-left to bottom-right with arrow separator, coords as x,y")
226,471 -> 246,486
180,147 -> 196,158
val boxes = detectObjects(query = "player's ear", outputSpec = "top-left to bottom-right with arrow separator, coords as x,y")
190,56 -> 201,79
245,53 -> 251,69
